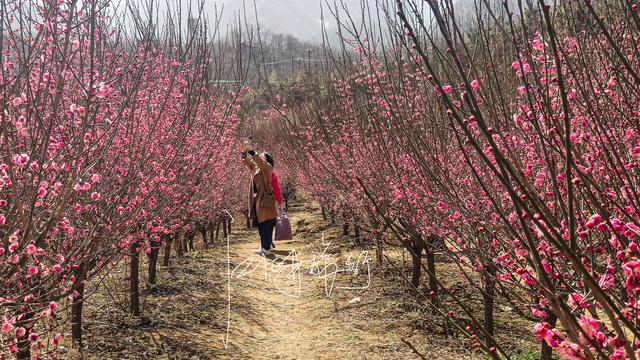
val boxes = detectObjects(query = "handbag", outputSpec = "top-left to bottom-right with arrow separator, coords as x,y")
275,210 -> 293,240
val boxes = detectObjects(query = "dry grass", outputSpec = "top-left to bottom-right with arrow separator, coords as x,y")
48,197 -> 539,360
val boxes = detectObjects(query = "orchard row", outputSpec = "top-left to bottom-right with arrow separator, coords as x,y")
0,0 -> 245,358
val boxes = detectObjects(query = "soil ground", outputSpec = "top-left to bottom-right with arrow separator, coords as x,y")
60,199 -> 537,360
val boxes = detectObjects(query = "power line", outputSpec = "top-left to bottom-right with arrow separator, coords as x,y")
261,57 -> 329,66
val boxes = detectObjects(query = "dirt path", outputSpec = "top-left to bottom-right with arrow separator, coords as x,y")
217,204 -> 381,360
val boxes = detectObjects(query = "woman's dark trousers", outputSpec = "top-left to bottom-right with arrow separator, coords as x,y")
257,218 -> 276,250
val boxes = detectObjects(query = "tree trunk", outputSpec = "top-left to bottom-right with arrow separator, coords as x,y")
16,312 -> 33,359
354,224 -> 361,244
180,233 -> 186,253
70,262 -> 88,346
176,233 -> 184,257
16,341 -> 30,360
148,246 -> 160,285
482,263 -> 497,345
321,206 -> 326,220
215,221 -> 221,243
71,279 -> 86,346
200,226 -> 208,246
208,224 -> 215,245
227,218 -> 232,235
342,223 -> 349,236
540,313 -> 557,360
410,242 -> 423,288
130,242 -> 140,316
223,219 -> 228,239
16,311 -> 34,360
163,237 -> 172,267
425,243 -> 438,307
187,233 -> 195,251
376,235 -> 383,266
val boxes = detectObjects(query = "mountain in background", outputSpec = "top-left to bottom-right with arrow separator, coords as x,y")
215,0 -> 369,43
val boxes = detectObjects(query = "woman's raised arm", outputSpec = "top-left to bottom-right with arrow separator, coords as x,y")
241,141 -> 256,170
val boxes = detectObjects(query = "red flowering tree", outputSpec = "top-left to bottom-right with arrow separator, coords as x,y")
0,0 -> 244,357
267,0 -> 640,359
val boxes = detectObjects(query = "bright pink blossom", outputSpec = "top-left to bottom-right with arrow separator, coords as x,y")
624,260 -> 640,291
1,318 -> 14,333
26,244 -> 37,255
471,79 -> 480,91
585,214 -> 602,229
534,322 -> 563,348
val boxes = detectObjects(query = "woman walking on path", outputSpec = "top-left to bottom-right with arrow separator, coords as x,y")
241,141 -> 283,255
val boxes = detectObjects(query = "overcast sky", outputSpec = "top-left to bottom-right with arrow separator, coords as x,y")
123,0 -> 472,45
200,0 -> 374,43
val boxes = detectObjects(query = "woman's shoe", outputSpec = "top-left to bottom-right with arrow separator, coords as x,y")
255,248 -> 265,255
